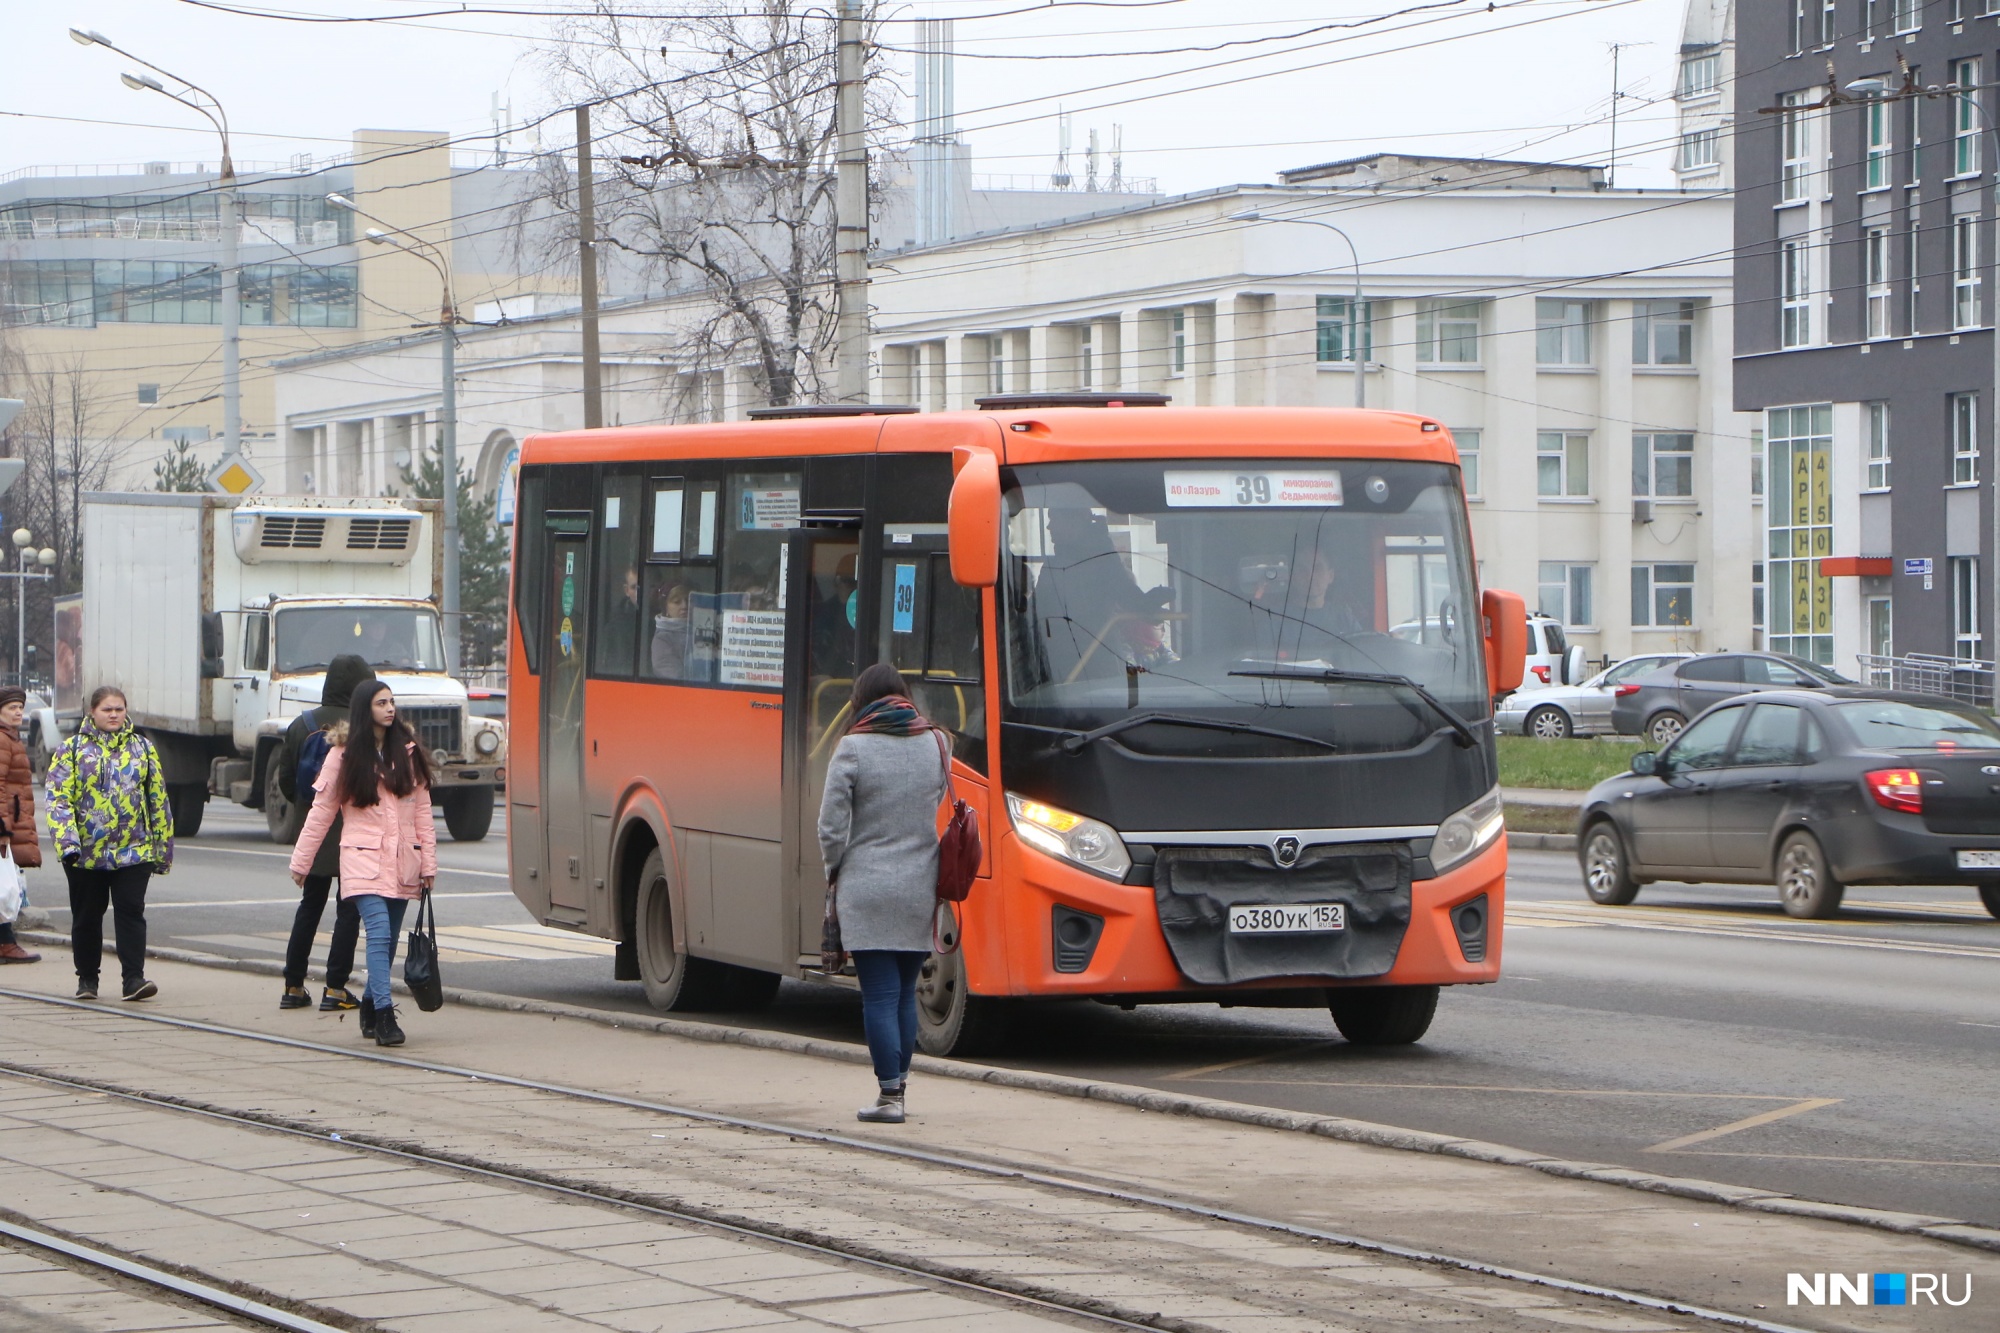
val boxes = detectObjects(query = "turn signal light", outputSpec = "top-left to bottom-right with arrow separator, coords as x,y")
1865,768 -> 1923,814
1614,684 -> 1642,697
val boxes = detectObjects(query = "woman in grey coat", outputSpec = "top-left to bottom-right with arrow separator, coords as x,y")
818,662 -> 949,1123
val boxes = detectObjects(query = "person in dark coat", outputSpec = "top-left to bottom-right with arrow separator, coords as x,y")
0,685 -> 42,963
275,654 -> 370,1011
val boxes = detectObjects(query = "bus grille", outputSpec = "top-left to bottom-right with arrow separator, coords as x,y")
402,705 -> 462,758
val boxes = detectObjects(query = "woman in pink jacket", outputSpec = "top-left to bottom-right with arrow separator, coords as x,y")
290,680 -> 437,1046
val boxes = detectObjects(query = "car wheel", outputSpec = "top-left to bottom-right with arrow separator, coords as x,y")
1646,711 -> 1687,746
1580,821 -> 1640,906
1526,705 -> 1573,740
1328,985 -> 1439,1045
1775,831 -> 1845,919
1979,882 -> 2000,920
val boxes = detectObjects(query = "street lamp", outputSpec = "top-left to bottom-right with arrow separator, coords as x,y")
6,530 -> 56,690
327,193 -> 462,672
70,29 -> 241,461
1228,208 -> 1368,407
1846,75 -> 2000,683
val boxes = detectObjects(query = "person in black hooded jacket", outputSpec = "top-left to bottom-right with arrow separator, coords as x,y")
276,653 -> 371,1011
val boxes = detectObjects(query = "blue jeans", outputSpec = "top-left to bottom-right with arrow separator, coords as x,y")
352,894 -> 409,1010
852,950 -> 925,1086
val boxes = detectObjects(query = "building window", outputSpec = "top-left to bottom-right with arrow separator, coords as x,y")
1956,216 -> 1982,329
1791,0 -> 1834,49
1535,298 -> 1592,365
1537,431 -> 1591,497
1752,428 -> 1766,500
1315,296 -> 1373,364
1679,53 -> 1719,98
1867,595 -> 1893,658
987,334 -> 1006,395
1780,91 -> 1814,203
1766,404 -> 1834,665
136,383 -> 158,405
1894,0 -> 1922,33
1678,130 -> 1720,170
1956,60 -> 1982,176
1632,433 -> 1695,498
1415,299 -> 1481,364
1454,428 -> 1481,498
1780,240 -> 1813,347
1865,100 -> 1892,190
1077,324 -> 1094,389
1538,562 -> 1594,628
1953,556 -> 1982,659
1866,401 -> 1891,489
1632,564 -> 1696,628
1753,562 -> 1766,646
1169,309 -> 1187,375
162,426 -> 209,444
1865,227 -> 1892,338
1953,391 -> 1980,484
1632,299 -> 1694,365
1907,218 -> 1922,334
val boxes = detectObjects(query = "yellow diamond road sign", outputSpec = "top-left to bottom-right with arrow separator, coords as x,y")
206,452 -> 263,496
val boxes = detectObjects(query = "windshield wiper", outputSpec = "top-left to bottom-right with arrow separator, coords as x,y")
1229,666 -> 1479,749
1054,710 -> 1339,755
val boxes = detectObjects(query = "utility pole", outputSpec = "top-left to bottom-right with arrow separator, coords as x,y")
576,104 -> 603,429
834,0 -> 870,403
220,151 -> 240,457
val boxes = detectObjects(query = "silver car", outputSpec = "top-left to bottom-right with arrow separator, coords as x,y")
1496,654 -> 1695,739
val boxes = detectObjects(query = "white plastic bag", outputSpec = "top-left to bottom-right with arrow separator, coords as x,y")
0,848 -> 20,925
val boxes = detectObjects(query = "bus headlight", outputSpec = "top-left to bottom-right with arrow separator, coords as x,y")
1430,786 -> 1503,874
473,725 -> 502,756
1006,792 -> 1131,880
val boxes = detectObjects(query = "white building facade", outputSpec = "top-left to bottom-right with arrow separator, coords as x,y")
868,157 -> 1759,663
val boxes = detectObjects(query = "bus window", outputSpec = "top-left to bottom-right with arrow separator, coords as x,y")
513,469 -> 549,675
716,468 -> 800,689
879,548 -> 985,769
594,473 -> 643,678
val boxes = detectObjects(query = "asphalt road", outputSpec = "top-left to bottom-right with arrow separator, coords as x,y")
16,795 -> 2000,1230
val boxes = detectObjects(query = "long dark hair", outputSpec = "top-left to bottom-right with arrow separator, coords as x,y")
337,679 -> 432,808
849,662 -> 910,714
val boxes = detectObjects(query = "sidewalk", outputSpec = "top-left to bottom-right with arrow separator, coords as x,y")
0,957 -> 1992,1332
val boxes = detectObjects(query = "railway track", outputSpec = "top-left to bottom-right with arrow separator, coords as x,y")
0,986 -> 1819,1333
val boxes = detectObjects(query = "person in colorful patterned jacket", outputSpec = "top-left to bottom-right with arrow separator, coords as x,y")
46,687 -> 173,1001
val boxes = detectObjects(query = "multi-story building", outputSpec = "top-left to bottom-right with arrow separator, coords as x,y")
1676,0 -> 1738,190
870,153 -> 1757,663
1734,0 -> 2000,688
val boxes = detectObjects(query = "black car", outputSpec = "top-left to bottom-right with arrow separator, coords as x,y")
1609,651 -> 1853,746
1578,688 -> 2000,919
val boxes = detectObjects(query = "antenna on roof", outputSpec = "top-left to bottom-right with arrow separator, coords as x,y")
1051,110 -> 1072,190
1109,124 -> 1123,193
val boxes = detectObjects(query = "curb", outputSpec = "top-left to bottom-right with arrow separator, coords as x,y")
1506,832 -> 1577,852
17,929 -> 2000,1256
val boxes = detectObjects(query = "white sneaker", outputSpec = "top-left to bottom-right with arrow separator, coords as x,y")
855,1087 -> 906,1124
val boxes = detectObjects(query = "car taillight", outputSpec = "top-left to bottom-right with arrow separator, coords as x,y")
1865,768 -> 1923,814
1614,684 -> 1642,697
1531,665 -> 1551,683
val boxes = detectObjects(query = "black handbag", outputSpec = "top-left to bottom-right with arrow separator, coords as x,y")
403,888 -> 444,1012
820,877 -> 848,974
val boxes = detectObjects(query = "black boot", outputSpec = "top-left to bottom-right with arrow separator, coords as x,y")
358,995 -> 377,1040
373,1004 -> 405,1047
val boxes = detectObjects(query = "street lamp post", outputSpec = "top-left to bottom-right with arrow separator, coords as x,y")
1227,209 -> 1367,407
1847,76 -> 2000,686
327,194 -> 461,673
7,531 -> 56,690
70,30 -> 239,459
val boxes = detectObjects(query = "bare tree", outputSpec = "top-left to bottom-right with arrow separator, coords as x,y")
537,0 -> 898,408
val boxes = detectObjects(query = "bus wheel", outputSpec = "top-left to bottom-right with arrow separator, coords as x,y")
1328,985 -> 1438,1046
915,935 -> 1007,1058
633,849 -> 733,1011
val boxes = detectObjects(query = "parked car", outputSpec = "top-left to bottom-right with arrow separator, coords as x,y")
1520,611 -> 1588,693
1578,689 -> 2000,920
1609,652 -> 1854,746
1495,654 -> 1695,739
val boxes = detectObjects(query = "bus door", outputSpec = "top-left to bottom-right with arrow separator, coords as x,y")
782,528 -> 863,965
542,516 -> 592,919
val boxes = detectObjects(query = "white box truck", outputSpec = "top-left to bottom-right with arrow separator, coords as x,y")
51,493 -> 505,843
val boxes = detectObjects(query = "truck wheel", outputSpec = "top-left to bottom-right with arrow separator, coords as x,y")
29,727 -> 51,782
632,848 -> 734,1011
440,787 -> 495,842
1328,984 -> 1439,1045
915,912 -> 1008,1057
168,783 -> 206,839
264,752 -> 308,845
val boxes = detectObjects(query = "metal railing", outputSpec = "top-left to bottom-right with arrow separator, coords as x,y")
1855,652 -> 1996,709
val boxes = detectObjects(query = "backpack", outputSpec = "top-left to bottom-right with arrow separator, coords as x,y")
295,714 -> 336,802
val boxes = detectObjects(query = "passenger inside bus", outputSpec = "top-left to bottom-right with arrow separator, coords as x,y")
1113,585 -> 1180,670
601,566 -> 641,671
650,582 -> 695,680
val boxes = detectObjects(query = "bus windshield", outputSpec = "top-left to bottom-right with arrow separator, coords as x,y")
1001,459 -> 1485,755
275,605 -> 446,675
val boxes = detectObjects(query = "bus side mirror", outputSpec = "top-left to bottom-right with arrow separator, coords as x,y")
1482,588 -> 1526,697
948,448 -> 1001,588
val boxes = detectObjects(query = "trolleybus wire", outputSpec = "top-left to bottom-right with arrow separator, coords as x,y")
0,987 -> 1821,1333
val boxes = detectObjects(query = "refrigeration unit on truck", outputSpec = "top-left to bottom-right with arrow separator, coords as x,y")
71,493 -> 506,842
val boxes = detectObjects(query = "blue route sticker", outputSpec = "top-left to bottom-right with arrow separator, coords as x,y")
893,563 -> 917,634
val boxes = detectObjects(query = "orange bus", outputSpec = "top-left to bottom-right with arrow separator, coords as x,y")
506,395 -> 1526,1055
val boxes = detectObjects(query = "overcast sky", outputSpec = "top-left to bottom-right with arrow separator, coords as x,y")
9,0 -> 1691,196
